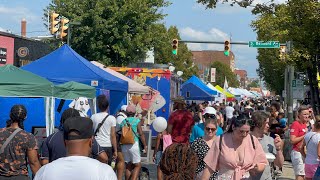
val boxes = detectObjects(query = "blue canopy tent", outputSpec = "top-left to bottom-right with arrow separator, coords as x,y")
22,44 -> 128,115
181,75 -> 218,100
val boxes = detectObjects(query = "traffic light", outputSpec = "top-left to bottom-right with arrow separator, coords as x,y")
224,40 -> 230,56
59,18 -> 69,39
172,39 -> 178,55
279,45 -> 286,60
50,12 -> 60,35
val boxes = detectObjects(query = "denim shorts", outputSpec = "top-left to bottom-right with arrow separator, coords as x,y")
154,151 -> 163,165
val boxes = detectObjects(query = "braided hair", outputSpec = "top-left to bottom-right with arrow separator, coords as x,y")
6,105 -> 27,129
159,143 -> 198,180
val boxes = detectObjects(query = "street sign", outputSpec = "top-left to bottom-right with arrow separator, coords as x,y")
292,79 -> 304,100
249,41 -> 280,48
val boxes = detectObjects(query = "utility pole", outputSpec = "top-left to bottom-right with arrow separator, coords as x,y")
288,65 -> 294,124
286,41 -> 294,124
284,66 -> 288,118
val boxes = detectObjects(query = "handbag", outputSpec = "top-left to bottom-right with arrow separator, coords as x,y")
120,119 -> 135,145
131,122 -> 145,152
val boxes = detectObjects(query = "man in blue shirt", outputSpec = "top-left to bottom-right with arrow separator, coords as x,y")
190,106 -> 223,143
40,108 -> 108,165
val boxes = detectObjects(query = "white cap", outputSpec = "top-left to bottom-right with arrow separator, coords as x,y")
203,107 -> 217,115
121,105 -> 128,111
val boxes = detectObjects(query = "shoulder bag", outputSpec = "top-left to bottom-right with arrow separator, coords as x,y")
94,114 -> 109,136
0,128 -> 22,154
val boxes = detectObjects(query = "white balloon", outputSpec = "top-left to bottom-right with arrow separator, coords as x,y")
152,117 -> 167,132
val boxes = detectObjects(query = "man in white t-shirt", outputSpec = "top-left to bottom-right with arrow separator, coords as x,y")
91,95 -> 117,165
34,117 -> 117,180
225,102 -> 235,119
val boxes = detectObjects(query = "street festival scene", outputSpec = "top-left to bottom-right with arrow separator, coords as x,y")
0,0 -> 319,180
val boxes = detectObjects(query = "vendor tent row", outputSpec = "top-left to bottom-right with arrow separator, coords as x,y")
0,44 -> 150,135
181,75 -> 263,102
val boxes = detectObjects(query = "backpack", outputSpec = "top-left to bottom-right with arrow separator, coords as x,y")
120,119 -> 135,145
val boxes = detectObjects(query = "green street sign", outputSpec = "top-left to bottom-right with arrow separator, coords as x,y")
292,79 -> 296,87
249,41 -> 280,48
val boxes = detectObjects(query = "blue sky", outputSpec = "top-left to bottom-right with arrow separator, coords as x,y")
0,0 -> 285,78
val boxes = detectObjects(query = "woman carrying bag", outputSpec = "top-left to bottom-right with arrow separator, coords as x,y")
119,105 -> 147,180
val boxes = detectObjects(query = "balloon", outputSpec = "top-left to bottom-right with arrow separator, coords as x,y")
152,117 -> 167,132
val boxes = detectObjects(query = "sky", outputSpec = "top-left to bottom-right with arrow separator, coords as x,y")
0,0 -> 286,78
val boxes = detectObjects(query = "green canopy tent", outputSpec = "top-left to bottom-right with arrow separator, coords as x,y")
0,65 -> 96,135
0,65 -> 53,97
53,81 -> 96,99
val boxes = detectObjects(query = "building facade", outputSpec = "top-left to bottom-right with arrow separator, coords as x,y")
0,31 -> 51,67
191,50 -> 235,81
234,69 -> 248,88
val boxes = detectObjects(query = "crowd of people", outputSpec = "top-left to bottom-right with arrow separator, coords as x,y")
0,94 -> 319,180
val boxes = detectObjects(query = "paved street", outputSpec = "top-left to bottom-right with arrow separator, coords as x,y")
141,161 -> 295,180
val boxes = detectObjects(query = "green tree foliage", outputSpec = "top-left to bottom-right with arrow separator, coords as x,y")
45,0 -> 170,66
196,0 -> 278,14
153,26 -> 199,80
247,79 -> 259,89
210,61 -> 239,87
251,1 -> 320,94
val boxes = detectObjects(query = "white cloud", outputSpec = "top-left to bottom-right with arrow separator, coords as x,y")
179,27 -> 259,77
0,6 -> 39,24
180,27 -> 229,50
0,27 -> 6,32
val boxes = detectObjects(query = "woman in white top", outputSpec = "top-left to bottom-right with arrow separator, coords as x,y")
300,115 -> 320,180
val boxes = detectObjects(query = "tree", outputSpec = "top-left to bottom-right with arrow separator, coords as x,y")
247,79 -> 259,89
251,1 -> 320,94
44,0 -> 170,66
209,61 -> 239,87
196,0 -> 279,14
153,26 -> 199,80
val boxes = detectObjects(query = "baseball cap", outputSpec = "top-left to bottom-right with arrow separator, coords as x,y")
126,104 -> 136,114
63,117 -> 94,140
121,105 -> 128,111
203,107 -> 217,115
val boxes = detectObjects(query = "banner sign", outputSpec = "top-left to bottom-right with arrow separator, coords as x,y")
211,68 -> 216,82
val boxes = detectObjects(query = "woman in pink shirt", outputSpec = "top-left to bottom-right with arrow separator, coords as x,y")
201,115 -> 267,180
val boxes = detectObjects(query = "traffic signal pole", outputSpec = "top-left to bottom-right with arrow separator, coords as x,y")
66,21 -> 81,46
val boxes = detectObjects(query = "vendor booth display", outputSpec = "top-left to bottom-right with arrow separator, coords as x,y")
181,75 -> 218,101
0,65 -> 96,137
21,44 -> 128,115
215,85 -> 235,102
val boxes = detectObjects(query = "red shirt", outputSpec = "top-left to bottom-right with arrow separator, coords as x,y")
168,110 -> 194,143
290,120 -> 307,151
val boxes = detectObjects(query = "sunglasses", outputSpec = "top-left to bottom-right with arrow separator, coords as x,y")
205,127 -> 217,132
204,114 -> 216,119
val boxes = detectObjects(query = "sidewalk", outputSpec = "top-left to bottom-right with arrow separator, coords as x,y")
276,161 -> 295,180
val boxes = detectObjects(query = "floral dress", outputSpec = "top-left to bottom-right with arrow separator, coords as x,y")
191,137 -> 217,180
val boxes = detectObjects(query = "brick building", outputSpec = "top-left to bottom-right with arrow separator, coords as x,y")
191,50 -> 235,81
0,31 -> 51,67
234,69 -> 248,88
